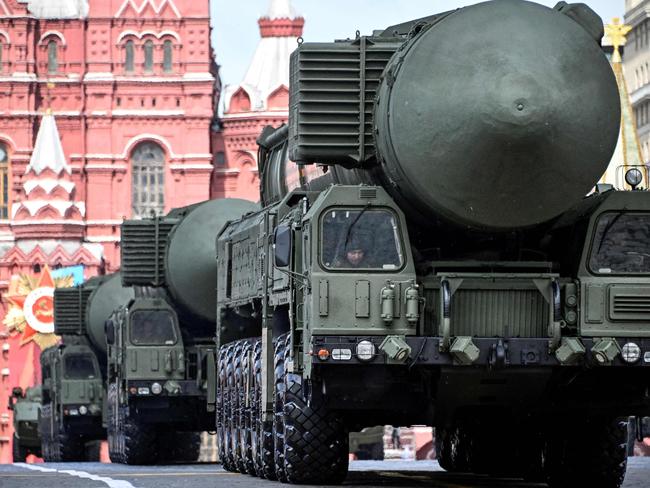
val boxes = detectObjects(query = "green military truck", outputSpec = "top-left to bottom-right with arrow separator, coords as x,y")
205,2 -> 649,487
9,386 -> 42,462
116,199 -> 257,464
41,274 -> 133,462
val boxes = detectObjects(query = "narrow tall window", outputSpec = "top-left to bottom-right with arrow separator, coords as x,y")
163,40 -> 173,73
47,40 -> 58,74
125,40 -> 134,73
131,142 -> 165,218
0,42 -> 3,72
0,143 -> 9,219
144,40 -> 154,72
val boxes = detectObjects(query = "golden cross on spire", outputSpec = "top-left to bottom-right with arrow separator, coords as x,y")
605,17 -> 632,64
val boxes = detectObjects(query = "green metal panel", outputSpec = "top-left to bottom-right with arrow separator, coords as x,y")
355,281 -> 370,318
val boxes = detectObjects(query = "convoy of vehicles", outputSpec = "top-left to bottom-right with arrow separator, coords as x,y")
7,3 -> 648,488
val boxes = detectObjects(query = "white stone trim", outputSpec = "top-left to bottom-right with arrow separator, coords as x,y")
90,110 -> 108,116
115,0 -> 181,18
86,220 -> 124,225
39,30 -> 66,46
0,133 -> 17,150
215,168 -> 241,175
183,72 -> 216,82
0,1 -> 10,17
122,133 -> 174,158
0,29 -> 10,43
10,110 -> 81,117
84,72 -> 114,82
85,235 -> 121,243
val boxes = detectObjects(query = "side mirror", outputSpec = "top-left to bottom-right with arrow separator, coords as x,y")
105,321 -> 116,345
274,225 -> 292,268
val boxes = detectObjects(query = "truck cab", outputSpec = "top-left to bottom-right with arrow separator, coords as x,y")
9,386 -> 42,461
105,296 -> 211,464
39,342 -> 104,461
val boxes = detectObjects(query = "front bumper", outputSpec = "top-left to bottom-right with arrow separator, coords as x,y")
311,336 -> 650,368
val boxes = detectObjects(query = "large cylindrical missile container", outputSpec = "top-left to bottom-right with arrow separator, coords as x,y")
288,0 -> 620,231
121,199 -> 258,334
54,273 -> 135,356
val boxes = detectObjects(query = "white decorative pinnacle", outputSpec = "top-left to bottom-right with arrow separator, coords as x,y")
266,0 -> 298,20
26,114 -> 71,176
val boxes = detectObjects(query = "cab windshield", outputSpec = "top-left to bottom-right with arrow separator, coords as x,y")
590,213 -> 650,274
64,355 -> 97,380
130,310 -> 177,346
321,208 -> 404,271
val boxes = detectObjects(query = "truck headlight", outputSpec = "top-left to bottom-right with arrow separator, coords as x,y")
356,340 -> 376,362
625,168 -> 643,189
151,382 -> 162,395
78,405 -> 88,415
622,343 -> 641,364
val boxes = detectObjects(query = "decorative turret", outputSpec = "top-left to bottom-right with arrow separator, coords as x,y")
11,114 -> 85,239
223,0 -> 304,113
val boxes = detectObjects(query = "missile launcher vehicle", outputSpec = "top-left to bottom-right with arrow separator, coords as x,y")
39,273 -> 133,462
117,198 -> 257,464
209,1 -> 650,487
8,386 -> 42,461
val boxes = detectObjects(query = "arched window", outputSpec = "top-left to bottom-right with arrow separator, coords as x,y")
144,40 -> 154,72
0,143 -> 9,219
163,40 -> 173,73
47,40 -> 58,74
131,142 -> 165,218
125,40 -> 135,73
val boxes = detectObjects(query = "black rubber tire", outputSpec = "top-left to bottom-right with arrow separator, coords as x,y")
273,334 -> 288,482
435,427 -> 453,472
236,340 -> 256,474
54,428 -> 84,462
120,410 -> 158,465
546,417 -> 628,488
223,344 -> 238,471
12,434 -> 28,462
253,339 -> 276,480
217,343 -> 236,471
231,341 -> 247,473
282,347 -> 349,484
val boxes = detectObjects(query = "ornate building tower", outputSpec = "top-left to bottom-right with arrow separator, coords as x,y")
0,0 -> 216,462
212,0 -> 304,201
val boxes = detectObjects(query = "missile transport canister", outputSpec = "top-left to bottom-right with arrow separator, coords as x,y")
212,2 -> 650,488
113,198 -> 257,464
40,274 -> 133,462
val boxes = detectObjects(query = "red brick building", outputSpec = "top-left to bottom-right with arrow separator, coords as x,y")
0,0 -> 217,462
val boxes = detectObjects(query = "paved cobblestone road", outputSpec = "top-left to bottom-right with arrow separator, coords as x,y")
1,459 -> 649,488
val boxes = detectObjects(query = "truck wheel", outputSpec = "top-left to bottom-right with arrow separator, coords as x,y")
253,339 -> 276,480
282,355 -> 349,483
217,343 -> 236,471
230,341 -> 246,473
54,428 -> 84,462
119,408 -> 158,465
235,340 -> 255,474
12,434 -> 28,462
546,417 -> 628,488
273,334 -> 289,482
435,428 -> 452,471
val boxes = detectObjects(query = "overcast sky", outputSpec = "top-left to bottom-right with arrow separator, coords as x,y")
211,0 -> 625,90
